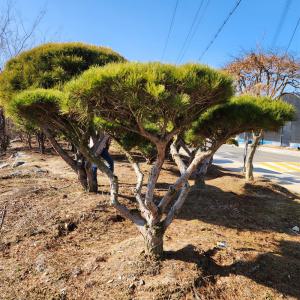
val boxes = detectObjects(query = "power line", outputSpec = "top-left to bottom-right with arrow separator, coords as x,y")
271,0 -> 292,48
198,0 -> 243,61
285,15 -> 300,54
161,0 -> 180,61
177,0 -> 210,64
176,0 -> 205,64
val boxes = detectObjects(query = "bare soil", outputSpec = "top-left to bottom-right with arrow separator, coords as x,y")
0,142 -> 300,300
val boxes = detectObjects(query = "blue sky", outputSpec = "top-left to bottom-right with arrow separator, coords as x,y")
4,0 -> 300,67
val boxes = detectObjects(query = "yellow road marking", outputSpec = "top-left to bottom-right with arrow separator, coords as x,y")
259,162 -> 300,172
276,162 -> 300,172
259,162 -> 286,172
286,161 -> 300,167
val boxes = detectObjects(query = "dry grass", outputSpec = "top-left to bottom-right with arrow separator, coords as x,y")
0,143 -> 299,300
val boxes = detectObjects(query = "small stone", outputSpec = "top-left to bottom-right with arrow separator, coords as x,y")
0,163 -> 9,169
60,288 -> 67,300
107,279 -> 114,284
12,161 -> 25,168
65,222 -> 77,232
217,241 -> 228,249
129,283 -> 136,289
292,226 -> 299,233
72,267 -> 82,277
138,279 -> 145,286
62,194 -> 68,199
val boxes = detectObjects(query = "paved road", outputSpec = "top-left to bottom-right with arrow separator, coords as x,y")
214,144 -> 300,195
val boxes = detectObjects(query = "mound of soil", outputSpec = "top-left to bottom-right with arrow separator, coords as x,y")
0,144 -> 299,299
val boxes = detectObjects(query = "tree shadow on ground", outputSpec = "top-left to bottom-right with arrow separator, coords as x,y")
206,165 -> 244,180
165,240 -> 300,298
178,181 -> 300,234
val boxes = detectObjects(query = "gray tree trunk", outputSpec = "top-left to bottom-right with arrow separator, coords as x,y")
194,155 -> 211,188
142,224 -> 164,259
27,133 -> 32,149
43,127 -> 90,190
36,131 -> 45,154
245,131 -> 263,181
85,161 -> 98,193
77,166 -> 88,190
0,108 -> 9,154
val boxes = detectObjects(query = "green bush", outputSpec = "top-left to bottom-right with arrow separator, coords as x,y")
0,42 -> 125,104
226,138 -> 239,146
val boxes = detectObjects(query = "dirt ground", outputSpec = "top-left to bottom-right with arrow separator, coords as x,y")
0,142 -> 300,300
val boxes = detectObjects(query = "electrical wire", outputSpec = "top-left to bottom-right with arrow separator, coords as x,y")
271,0 -> 292,48
198,0 -> 243,61
176,0 -> 205,63
285,15 -> 300,54
177,0 -> 210,64
161,0 -> 180,61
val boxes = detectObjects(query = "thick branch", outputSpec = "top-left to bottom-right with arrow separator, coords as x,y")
178,138 -> 192,157
144,144 -> 166,223
158,146 -> 219,213
163,183 -> 190,229
170,140 -> 187,175
43,127 -> 78,173
79,145 -> 146,229
113,138 -> 151,222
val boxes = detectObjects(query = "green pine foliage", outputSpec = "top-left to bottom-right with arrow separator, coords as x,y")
64,62 -> 234,141
93,116 -> 156,160
0,42 -> 125,141
0,42 -> 125,105
8,89 -> 64,125
185,95 -> 296,145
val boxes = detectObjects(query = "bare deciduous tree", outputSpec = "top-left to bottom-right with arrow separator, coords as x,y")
0,1 -> 45,66
0,1 -> 45,153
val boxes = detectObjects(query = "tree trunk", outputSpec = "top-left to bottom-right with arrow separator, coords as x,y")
0,108 -> 9,154
77,166 -> 88,190
27,133 -> 32,149
208,155 -> 213,168
43,127 -> 89,190
243,133 -> 250,173
143,224 -> 164,259
243,142 -> 248,173
74,153 -> 89,191
85,161 -> 98,193
245,131 -> 263,181
36,131 -> 45,154
194,155 -> 211,188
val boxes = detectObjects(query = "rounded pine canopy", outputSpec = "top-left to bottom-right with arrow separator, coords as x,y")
185,95 -> 296,145
0,42 -> 125,102
64,62 -> 234,141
